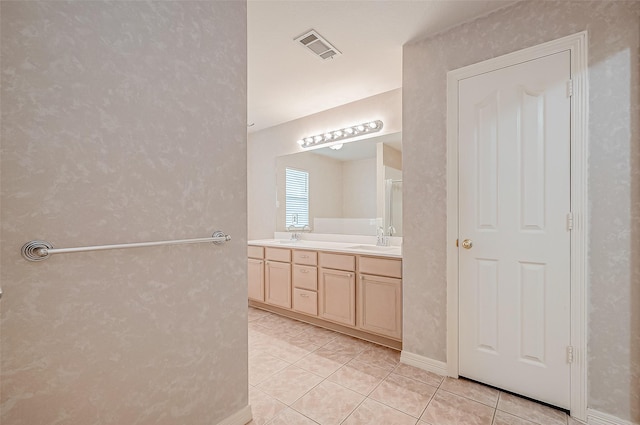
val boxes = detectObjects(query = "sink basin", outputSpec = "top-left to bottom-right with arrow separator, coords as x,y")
348,245 -> 398,252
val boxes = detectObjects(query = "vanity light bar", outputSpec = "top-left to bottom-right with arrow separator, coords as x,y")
297,120 -> 384,149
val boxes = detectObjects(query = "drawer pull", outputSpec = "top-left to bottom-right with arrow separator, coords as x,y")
300,293 -> 309,298
300,255 -> 309,258
300,269 -> 309,273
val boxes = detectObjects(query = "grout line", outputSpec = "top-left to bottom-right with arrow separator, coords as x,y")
435,387 -> 499,409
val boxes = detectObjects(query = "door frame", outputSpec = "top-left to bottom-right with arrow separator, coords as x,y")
445,32 -> 588,420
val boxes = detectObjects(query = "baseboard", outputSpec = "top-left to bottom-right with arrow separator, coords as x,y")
587,408 -> 638,425
587,409 -> 639,425
216,405 -> 253,425
400,350 -> 448,376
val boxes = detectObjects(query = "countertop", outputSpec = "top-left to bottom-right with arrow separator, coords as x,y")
248,239 -> 402,259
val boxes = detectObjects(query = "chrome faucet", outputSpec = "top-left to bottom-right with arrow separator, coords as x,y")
287,224 -> 300,241
376,226 -> 390,247
287,224 -> 310,242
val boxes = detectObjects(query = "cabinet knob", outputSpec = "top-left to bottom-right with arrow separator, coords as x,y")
348,273 -> 352,278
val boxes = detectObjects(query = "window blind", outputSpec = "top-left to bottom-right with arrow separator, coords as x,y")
285,167 -> 309,227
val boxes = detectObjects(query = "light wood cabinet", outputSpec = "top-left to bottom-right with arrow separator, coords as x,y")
265,259 -> 291,309
248,243 -> 402,346
293,249 -> 317,266
358,273 -> 402,339
292,249 -> 318,316
248,246 -> 265,302
293,264 -> 317,291
319,253 -> 356,326
248,258 -> 264,301
293,288 -> 317,316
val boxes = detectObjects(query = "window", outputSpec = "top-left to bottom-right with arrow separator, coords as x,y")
285,167 -> 309,227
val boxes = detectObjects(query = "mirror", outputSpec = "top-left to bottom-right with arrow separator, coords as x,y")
275,132 -> 402,236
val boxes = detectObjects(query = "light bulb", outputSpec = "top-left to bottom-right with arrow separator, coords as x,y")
333,130 -> 343,138
368,121 -> 378,129
324,133 -> 332,141
314,135 -> 323,143
356,125 -> 365,132
297,139 -> 304,146
344,128 -> 354,135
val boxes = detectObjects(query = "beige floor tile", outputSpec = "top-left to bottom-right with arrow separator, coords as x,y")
257,365 -> 323,405
249,354 -> 291,386
327,359 -> 391,395
283,332 -> 324,352
257,316 -> 312,338
492,410 -> 539,425
440,377 -> 500,407
369,373 -> 437,417
248,309 -> 572,425
251,323 -> 291,342
323,335 -> 372,357
343,398 -> 418,425
421,390 -> 495,425
497,393 -> 567,425
299,325 -> 340,346
292,381 -> 365,425
249,387 -> 287,425
355,345 -> 401,371
267,340 -> 316,363
294,350 -> 349,378
267,407 -> 319,425
248,307 -> 273,322
393,363 -> 444,387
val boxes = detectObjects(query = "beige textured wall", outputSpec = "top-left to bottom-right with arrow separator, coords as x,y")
402,0 -> 639,421
0,2 -> 248,424
248,89 -> 402,239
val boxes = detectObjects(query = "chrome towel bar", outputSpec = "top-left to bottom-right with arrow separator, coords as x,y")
21,231 -> 231,262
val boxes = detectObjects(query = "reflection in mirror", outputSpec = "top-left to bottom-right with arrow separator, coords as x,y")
276,132 -> 402,236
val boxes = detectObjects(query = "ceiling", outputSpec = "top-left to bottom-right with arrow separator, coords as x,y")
247,0 -> 515,132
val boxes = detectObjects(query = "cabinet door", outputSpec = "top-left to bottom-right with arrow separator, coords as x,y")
319,268 -> 355,326
248,258 -> 264,302
265,261 -> 291,309
358,274 -> 402,339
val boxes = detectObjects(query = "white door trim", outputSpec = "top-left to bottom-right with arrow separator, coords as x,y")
446,31 -> 588,420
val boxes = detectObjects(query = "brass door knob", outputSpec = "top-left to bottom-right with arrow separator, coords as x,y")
461,239 -> 473,249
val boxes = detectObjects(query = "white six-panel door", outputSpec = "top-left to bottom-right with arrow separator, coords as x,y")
458,50 -> 571,408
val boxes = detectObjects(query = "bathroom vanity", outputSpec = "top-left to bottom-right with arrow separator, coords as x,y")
248,239 -> 402,349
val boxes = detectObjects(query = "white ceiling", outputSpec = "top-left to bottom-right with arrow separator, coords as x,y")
247,0 -> 515,132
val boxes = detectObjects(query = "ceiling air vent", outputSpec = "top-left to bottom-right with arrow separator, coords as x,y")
294,30 -> 341,60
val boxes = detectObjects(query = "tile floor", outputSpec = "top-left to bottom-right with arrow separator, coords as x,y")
248,307 -> 579,425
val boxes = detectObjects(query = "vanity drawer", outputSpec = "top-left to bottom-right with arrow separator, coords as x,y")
248,245 -> 264,259
293,265 -> 318,290
265,247 -> 291,263
293,249 -> 318,266
293,288 -> 317,316
359,256 -> 402,278
319,252 -> 355,272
